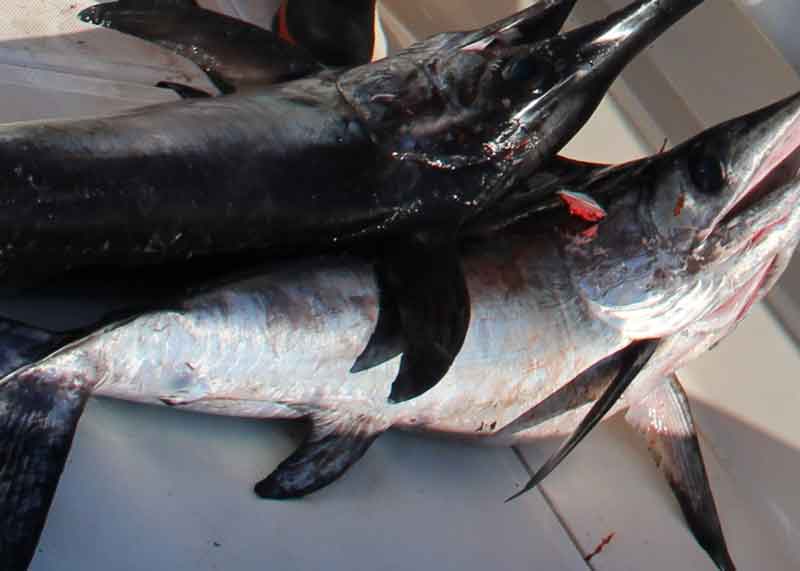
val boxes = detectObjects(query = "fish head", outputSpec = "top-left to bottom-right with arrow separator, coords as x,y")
336,0 -> 578,167
481,0 -> 706,177
338,0 -> 702,181
566,91 -> 800,339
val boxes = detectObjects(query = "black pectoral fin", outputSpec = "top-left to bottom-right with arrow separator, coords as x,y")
497,345 -> 626,437
156,81 -> 213,99
625,374 -> 736,571
254,410 -> 387,499
0,370 -> 90,571
350,269 -> 405,373
507,339 -> 659,502
381,237 -> 470,404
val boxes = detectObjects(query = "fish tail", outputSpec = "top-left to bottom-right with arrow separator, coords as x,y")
0,318 -> 87,570
0,316 -> 75,379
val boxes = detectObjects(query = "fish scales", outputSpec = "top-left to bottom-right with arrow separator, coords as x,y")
65,232 -> 626,439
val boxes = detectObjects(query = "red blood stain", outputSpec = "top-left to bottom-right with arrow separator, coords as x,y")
585,532 -> 616,562
674,193 -> 685,217
579,224 -> 599,240
558,191 -> 606,222
276,1 -> 297,45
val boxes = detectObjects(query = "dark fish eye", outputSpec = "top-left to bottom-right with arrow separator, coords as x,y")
688,152 -> 726,194
502,57 -> 555,92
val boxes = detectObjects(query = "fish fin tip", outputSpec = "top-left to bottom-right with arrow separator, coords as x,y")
516,339 -> 659,491
626,374 -> 736,571
351,271 -> 404,373
254,476 -> 307,500
255,410 -> 386,499
380,237 -> 470,404
505,478 -> 539,503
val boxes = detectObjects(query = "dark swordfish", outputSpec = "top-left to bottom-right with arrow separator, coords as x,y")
0,0 -> 705,402
2,89 -> 800,571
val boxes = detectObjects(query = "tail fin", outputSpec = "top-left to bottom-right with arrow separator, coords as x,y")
0,318 -> 87,570
0,317 -> 72,379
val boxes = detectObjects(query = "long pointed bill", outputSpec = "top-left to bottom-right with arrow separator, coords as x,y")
331,0 -> 585,172
706,91 -> 800,237
337,0 -> 705,221
491,0 -> 707,170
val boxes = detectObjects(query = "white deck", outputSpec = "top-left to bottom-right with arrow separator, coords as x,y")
0,2 -> 797,570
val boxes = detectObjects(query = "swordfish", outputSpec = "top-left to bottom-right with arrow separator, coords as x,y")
3,89 -> 800,571
0,0 -> 705,402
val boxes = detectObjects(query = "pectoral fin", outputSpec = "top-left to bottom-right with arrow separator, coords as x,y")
350,269 -> 405,373
625,374 -> 736,571
0,369 -> 89,571
254,409 -> 387,499
507,339 -> 659,502
377,236 -> 470,404
497,345 -> 626,437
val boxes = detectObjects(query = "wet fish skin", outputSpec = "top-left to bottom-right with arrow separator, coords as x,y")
3,91 -> 800,570
0,0 -> 703,286
502,91 -> 800,526
0,0 -> 704,401
12,90 -> 800,453
339,0 -> 707,211
0,0 -> 696,402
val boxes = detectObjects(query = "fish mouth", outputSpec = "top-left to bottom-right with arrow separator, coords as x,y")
720,136 -> 800,226
713,92 -> 800,229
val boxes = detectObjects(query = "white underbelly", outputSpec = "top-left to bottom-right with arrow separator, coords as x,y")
89,251 -> 629,441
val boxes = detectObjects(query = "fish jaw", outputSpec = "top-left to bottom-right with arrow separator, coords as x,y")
705,92 -> 800,238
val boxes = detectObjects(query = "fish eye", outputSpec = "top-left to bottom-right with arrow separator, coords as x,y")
502,57 -> 555,92
688,152 -> 726,194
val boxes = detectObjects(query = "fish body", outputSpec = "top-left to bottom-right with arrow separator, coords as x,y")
0,0 -> 708,404
27,88 -> 800,437
0,0 -> 704,284
53,231 -> 624,440
3,83 -> 799,440
4,88 -> 799,571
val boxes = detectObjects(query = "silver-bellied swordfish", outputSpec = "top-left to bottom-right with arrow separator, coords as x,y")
2,89 -> 800,571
